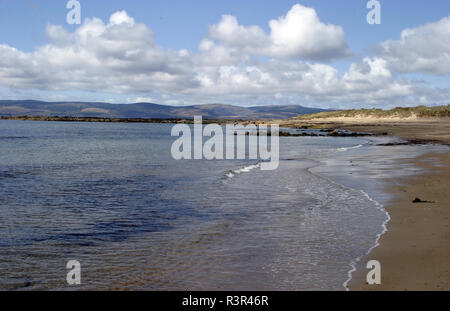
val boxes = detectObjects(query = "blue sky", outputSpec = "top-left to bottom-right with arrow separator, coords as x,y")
1,0 -> 448,52
0,0 -> 449,108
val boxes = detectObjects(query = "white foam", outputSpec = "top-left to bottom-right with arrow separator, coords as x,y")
226,163 -> 260,179
336,144 -> 364,152
342,190 -> 390,291
307,149 -> 391,291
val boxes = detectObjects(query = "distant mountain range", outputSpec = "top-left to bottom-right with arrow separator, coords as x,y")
0,100 -> 328,120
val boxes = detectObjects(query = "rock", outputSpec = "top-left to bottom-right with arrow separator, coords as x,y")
412,197 -> 435,203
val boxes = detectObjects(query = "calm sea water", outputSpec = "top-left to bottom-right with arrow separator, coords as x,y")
0,120 -> 437,290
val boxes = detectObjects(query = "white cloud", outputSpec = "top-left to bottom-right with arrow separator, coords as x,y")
0,7 -> 448,109
188,57 -> 414,107
209,15 -> 268,49
198,39 -> 215,52
378,15 -> 450,75
266,4 -> 349,59
45,24 -> 72,46
0,11 -> 197,94
207,4 -> 349,61
109,10 -> 136,26
128,96 -> 156,103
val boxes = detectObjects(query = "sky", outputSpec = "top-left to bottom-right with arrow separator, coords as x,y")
0,0 -> 449,109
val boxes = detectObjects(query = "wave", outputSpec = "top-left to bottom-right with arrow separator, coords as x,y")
225,163 -> 261,179
307,156 -> 390,291
342,190 -> 390,291
327,140 -> 391,290
336,144 -> 364,152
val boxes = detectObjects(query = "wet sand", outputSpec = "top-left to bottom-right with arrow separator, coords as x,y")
273,118 -> 450,145
349,152 -> 450,290
326,119 -> 450,145
274,118 -> 450,290
325,119 -> 450,290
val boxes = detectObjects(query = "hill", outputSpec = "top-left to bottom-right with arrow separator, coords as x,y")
0,100 -> 327,120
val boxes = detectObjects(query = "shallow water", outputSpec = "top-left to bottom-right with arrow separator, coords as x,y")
1,120 -> 441,290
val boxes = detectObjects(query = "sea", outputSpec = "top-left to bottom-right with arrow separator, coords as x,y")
0,120 -> 446,290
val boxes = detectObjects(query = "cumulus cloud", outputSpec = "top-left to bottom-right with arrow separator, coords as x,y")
0,7 -> 448,108
189,57 -> 413,107
209,15 -> 269,49
109,10 -> 135,25
378,15 -> 450,75
207,4 -> 349,60
267,4 -> 349,59
0,11 -> 198,93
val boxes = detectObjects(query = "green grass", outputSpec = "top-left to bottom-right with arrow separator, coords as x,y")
294,105 -> 450,120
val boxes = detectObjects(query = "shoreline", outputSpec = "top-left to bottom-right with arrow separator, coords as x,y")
276,118 -> 450,146
0,115 -> 232,124
311,119 -> 450,290
3,115 -> 449,290
307,154 -> 390,291
343,189 -> 390,291
308,138 -> 393,291
348,151 -> 450,290
302,122 -> 450,290
3,115 -> 449,144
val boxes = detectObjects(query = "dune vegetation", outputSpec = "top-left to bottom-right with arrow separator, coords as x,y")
293,105 -> 450,120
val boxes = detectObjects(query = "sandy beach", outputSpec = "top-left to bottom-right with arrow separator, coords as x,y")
349,152 -> 450,290
288,118 -> 450,290
276,118 -> 450,145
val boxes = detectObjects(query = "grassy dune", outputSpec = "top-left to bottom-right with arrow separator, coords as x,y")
293,105 -> 450,120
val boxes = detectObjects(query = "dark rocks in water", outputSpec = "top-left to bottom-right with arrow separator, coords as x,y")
260,130 -> 379,137
378,139 -> 442,146
1,115 -> 192,124
234,129 -> 376,137
412,197 -> 435,203
326,130 -> 376,137
234,131 -> 273,136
